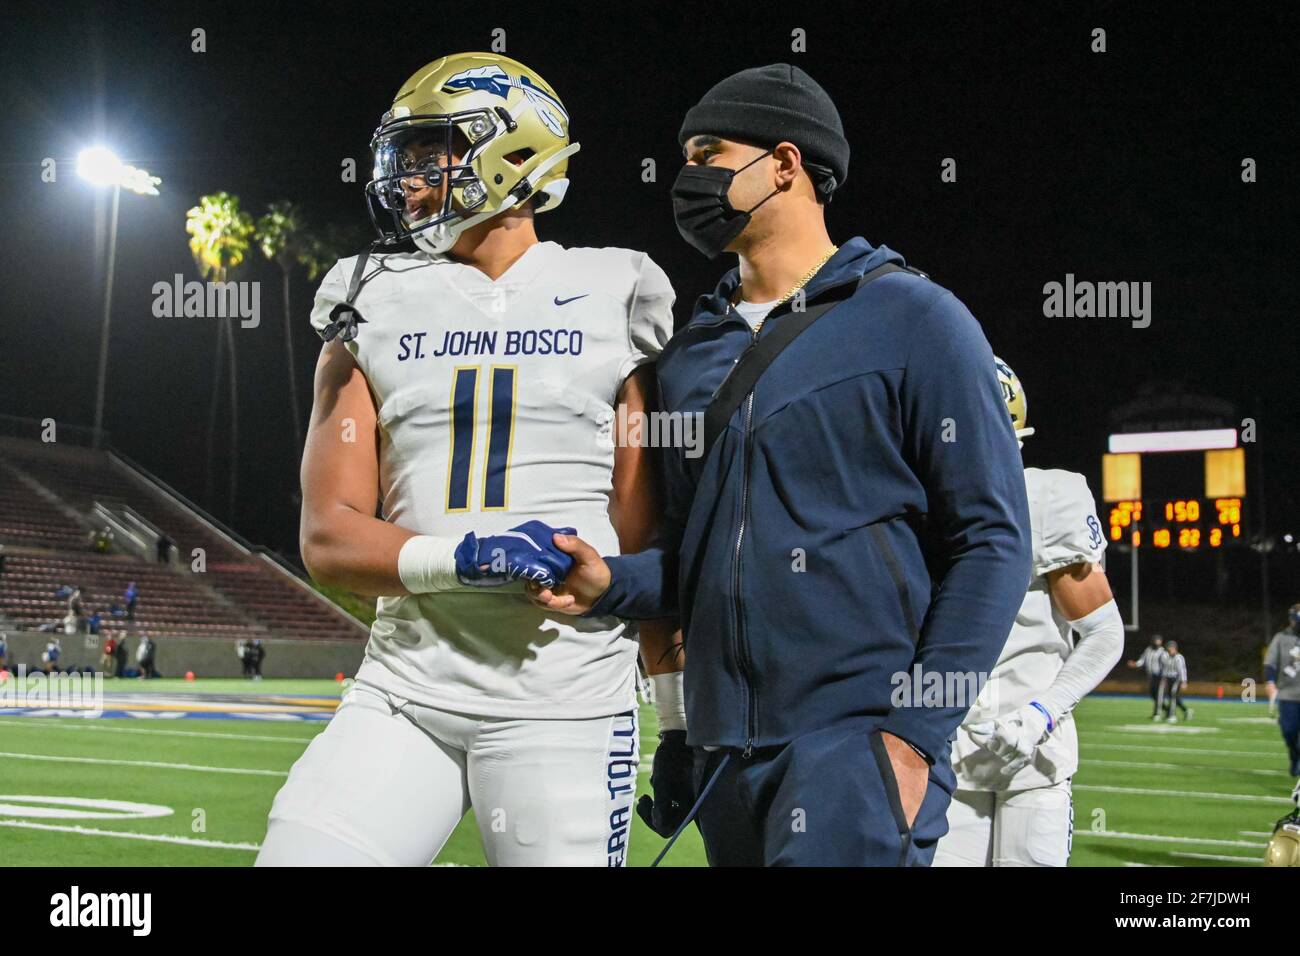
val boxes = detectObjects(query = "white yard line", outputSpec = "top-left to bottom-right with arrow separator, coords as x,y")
1075,829 -> 1266,849
1081,758 -> 1290,777
1169,851 -> 1261,864
1085,741 -> 1283,757
0,751 -> 286,777
1074,784 -> 1291,805
0,818 -> 258,851
0,717 -> 318,745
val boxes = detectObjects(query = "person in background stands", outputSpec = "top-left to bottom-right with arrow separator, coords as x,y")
124,581 -> 139,621
136,633 -> 157,678
113,635 -> 127,677
251,639 -> 266,680
43,637 -> 61,675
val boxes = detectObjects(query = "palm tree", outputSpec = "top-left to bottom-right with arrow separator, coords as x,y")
255,201 -> 308,451
300,221 -> 371,281
186,192 -> 254,521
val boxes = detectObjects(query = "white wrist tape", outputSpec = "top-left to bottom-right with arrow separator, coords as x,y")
397,535 -> 463,594
1037,599 -> 1125,724
651,671 -> 687,733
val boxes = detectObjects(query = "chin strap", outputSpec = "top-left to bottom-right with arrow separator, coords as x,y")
319,244 -> 382,343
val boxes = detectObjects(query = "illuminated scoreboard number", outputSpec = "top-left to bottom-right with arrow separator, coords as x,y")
1107,497 -> 1243,550
1108,500 -> 1142,543
1213,497 -> 1242,542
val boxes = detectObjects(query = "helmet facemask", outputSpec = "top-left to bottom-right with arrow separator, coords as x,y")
365,108 -> 502,254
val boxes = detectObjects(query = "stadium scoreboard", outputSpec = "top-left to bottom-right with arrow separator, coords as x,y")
1101,439 -> 1245,552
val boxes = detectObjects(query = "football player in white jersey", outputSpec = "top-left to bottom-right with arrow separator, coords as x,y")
255,53 -> 681,867
932,358 -> 1125,867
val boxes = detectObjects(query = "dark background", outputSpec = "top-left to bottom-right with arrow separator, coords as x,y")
1,0 -> 1296,630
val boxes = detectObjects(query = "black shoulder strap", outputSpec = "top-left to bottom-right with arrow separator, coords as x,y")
320,245 -> 380,343
700,261 -> 912,461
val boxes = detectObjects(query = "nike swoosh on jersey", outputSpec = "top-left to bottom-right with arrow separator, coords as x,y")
554,294 -> 589,306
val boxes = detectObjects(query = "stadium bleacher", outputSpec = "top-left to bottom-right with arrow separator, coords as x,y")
0,435 -> 366,661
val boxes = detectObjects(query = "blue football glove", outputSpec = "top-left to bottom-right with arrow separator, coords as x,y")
454,521 -> 576,589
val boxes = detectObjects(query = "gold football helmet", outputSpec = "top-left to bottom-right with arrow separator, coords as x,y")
994,356 -> 1034,446
1265,803 -> 1300,866
365,52 -> 579,254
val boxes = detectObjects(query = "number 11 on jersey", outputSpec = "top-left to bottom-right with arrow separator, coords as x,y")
446,365 -> 517,512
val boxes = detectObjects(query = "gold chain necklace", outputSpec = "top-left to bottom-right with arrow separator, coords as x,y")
738,244 -> 839,332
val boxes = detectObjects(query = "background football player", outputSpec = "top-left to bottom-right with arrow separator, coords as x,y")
1265,604 -> 1300,778
255,52 -> 679,866
932,357 -> 1125,867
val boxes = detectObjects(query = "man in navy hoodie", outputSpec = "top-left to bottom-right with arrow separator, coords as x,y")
529,64 -> 1031,866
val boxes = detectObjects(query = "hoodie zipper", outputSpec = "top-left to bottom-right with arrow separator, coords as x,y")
732,320 -> 760,758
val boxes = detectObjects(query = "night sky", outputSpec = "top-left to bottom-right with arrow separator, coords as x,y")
2,0 -> 1296,569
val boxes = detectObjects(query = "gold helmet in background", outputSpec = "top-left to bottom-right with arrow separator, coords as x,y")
1265,785 -> 1300,866
365,52 -> 579,255
994,356 -> 1034,447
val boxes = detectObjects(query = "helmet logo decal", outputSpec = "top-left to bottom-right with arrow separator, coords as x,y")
442,64 -> 514,98
442,65 -> 568,138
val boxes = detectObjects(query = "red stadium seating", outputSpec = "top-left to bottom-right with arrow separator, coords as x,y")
0,438 -> 366,645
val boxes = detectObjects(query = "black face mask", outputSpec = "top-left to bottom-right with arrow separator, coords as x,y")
671,149 -> 778,258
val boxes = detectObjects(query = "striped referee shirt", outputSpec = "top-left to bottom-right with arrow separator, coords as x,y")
1160,652 -> 1188,682
1139,645 -> 1164,675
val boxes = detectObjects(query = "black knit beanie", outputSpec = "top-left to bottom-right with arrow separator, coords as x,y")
678,63 -> 849,198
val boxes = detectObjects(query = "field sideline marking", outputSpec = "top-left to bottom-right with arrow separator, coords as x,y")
1074,784 -> 1291,805
1170,851 -> 1261,864
1081,758 -> 1290,777
0,751 -> 287,777
1075,829 -> 1266,849
0,718 -> 319,745
0,819 -> 258,851
1085,741 -> 1283,758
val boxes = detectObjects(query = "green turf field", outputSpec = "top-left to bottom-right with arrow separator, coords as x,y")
0,679 -> 1293,866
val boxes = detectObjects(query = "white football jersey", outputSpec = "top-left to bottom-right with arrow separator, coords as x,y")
951,467 -> 1106,790
310,241 -> 675,719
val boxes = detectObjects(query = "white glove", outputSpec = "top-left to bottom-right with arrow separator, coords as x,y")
967,702 -> 1053,775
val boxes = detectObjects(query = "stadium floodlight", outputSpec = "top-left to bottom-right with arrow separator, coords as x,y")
77,145 -> 162,448
76,146 -> 161,196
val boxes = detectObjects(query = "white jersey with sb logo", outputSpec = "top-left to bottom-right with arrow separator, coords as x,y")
310,241 -> 675,719
951,467 -> 1107,790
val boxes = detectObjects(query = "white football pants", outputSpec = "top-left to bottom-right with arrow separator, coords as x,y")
256,680 -> 639,866
931,779 -> 1073,867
